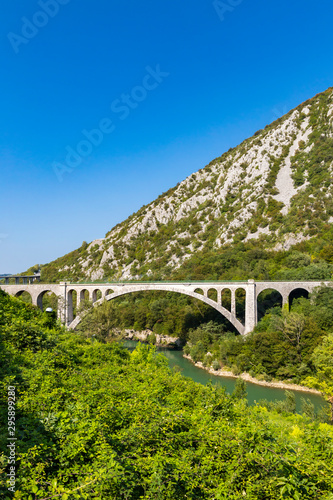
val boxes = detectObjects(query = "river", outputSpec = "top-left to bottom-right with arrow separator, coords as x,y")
122,340 -> 326,414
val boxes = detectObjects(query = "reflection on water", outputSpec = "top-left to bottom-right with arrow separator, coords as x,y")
122,340 -> 326,413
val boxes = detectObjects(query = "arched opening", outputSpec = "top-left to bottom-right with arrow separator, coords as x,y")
289,288 -> 309,309
67,289 -> 78,322
105,289 -> 114,297
221,288 -> 231,312
36,291 -> 58,312
92,289 -> 102,303
78,289 -> 91,315
235,288 -> 246,324
79,289 -> 90,302
208,288 -> 218,302
194,288 -> 204,296
15,291 -> 32,304
73,290 -> 242,341
257,288 -> 283,321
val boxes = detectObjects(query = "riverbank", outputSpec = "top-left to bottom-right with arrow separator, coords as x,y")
118,328 -> 182,348
183,354 -> 321,395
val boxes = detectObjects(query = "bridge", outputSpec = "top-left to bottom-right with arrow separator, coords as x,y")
1,277 -> 332,335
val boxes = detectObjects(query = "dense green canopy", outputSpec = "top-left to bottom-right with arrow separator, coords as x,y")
1,290 -> 333,499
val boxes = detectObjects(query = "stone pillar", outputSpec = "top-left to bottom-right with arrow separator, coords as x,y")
245,280 -> 257,335
57,283 -> 68,325
282,293 -> 289,311
217,289 -> 222,306
231,289 -> 236,317
31,294 -> 38,307
203,289 -> 208,298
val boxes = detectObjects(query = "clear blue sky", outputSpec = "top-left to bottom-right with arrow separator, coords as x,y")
1,0 -> 333,273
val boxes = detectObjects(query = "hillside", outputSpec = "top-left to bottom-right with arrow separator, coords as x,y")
40,87 -> 333,283
1,290 -> 333,498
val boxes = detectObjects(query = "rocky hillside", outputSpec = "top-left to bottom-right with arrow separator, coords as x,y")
41,87 -> 333,283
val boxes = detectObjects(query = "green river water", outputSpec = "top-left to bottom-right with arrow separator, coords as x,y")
122,340 -> 326,414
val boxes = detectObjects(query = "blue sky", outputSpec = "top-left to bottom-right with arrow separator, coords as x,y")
1,0 -> 333,273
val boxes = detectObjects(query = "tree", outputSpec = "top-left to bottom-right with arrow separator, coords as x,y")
232,377 -> 247,400
272,311 -> 306,362
304,333 -> 333,422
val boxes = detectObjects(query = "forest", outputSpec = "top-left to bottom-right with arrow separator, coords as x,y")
1,289 -> 333,498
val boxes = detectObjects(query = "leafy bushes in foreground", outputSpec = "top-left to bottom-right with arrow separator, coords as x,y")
1,292 -> 333,498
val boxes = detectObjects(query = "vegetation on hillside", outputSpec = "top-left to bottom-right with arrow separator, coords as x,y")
1,290 -> 333,499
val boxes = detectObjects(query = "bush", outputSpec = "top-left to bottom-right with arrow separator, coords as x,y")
212,359 -> 220,371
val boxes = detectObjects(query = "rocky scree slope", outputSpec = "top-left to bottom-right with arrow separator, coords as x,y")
41,87 -> 333,283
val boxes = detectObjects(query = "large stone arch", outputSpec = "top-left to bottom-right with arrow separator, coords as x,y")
257,288 -> 284,320
36,289 -> 57,311
256,283 -> 290,309
69,286 -> 245,335
15,290 -> 32,304
288,287 -> 309,308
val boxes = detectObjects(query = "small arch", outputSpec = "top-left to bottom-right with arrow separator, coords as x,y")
92,289 -> 102,303
208,288 -> 218,302
79,289 -> 90,302
69,286 -> 246,335
257,288 -> 283,321
221,288 -> 231,312
235,288 -> 246,324
15,291 -> 32,304
105,289 -> 114,297
289,288 -> 309,308
194,288 -> 204,296
67,289 -> 77,322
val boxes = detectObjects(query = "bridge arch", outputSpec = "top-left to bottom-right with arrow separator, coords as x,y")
235,287 -> 246,323
92,289 -> 102,303
257,288 -> 283,320
289,287 -> 309,308
221,288 -> 231,311
15,290 -> 32,304
79,289 -> 90,303
69,286 -> 245,335
36,290 -> 58,312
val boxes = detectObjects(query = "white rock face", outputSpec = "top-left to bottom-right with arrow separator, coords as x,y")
273,117 -> 312,215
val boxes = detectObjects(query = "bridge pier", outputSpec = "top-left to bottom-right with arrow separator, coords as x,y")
231,290 -> 236,317
245,280 -> 257,335
217,289 -> 222,306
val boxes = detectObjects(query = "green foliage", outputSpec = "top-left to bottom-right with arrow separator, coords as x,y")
183,286 -> 332,389
1,291 -> 333,499
232,377 -> 247,400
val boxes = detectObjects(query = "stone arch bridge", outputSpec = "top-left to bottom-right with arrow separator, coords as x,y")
1,279 -> 332,335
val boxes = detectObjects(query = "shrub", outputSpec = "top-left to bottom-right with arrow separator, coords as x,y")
212,359 -> 220,371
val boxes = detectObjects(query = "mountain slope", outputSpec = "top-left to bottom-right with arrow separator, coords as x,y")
41,87 -> 333,283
